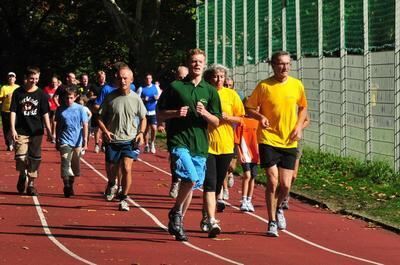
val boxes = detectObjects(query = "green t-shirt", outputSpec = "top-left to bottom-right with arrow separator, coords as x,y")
100,90 -> 147,142
158,79 -> 222,157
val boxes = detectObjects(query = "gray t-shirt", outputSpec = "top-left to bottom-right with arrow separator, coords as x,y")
100,89 -> 147,142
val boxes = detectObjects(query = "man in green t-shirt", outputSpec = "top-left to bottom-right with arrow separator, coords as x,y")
158,48 -> 222,241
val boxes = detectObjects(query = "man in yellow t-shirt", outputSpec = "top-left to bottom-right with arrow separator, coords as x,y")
0,72 -> 20,151
245,51 -> 308,237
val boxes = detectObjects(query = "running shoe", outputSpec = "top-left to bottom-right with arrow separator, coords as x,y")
168,209 -> 188,241
26,186 -> 38,196
240,200 -> 249,211
119,199 -> 130,211
227,172 -> 234,188
116,185 -> 123,199
200,215 -> 209,232
16,172 -> 27,194
7,145 -> 14,151
223,188 -> 229,200
104,184 -> 118,201
94,144 -> 100,153
267,221 -> 279,237
144,144 -> 150,153
169,181 -> 180,199
216,199 -> 226,212
63,185 -> 73,198
247,201 -> 255,212
208,219 -> 221,238
150,142 -> 156,154
280,197 -> 290,210
276,208 -> 287,230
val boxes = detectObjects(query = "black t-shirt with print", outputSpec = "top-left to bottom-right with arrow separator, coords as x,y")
10,87 -> 50,136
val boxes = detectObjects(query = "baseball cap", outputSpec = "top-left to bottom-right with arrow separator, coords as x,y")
8,72 -> 16,77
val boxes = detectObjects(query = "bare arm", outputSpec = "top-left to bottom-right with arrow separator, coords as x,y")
196,102 -> 219,128
222,113 -> 242,125
289,106 -> 308,141
10,112 -> 18,141
158,106 -> 189,124
246,107 -> 269,128
82,122 -> 89,150
97,118 -> 113,142
135,116 -> 147,145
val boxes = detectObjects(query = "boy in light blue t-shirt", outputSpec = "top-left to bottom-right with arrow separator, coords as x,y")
55,86 -> 89,197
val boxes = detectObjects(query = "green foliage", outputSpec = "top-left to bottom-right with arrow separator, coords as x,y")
292,148 -> 400,227
0,0 -> 196,85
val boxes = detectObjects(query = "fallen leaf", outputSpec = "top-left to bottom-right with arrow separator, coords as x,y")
22,246 -> 29,250
87,209 -> 96,212
42,209 -> 48,213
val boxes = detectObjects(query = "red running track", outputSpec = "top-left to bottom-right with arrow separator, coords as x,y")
0,140 -> 399,265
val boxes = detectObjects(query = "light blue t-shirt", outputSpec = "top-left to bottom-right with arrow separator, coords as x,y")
56,103 -> 89,147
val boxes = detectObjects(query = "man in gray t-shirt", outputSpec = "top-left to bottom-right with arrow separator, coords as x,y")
98,66 -> 147,211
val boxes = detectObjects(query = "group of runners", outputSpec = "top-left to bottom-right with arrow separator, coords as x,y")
1,47 -> 309,241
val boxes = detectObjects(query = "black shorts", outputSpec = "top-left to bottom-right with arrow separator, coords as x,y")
259,144 -> 297,170
241,163 -> 258,178
146,114 -> 157,125
203,153 -> 234,193
49,110 -> 56,120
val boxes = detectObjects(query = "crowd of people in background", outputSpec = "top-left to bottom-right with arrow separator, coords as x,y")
0,48 -> 309,241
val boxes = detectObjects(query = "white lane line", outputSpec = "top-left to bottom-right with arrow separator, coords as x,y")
32,196 -> 97,265
81,158 -> 244,265
138,158 -> 385,265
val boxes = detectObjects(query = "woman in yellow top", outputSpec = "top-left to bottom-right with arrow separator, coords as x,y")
201,64 -> 245,238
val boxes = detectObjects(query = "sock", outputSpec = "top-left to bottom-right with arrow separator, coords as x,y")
209,217 -> 216,223
119,194 -> 127,201
242,196 -> 247,202
247,196 -> 252,202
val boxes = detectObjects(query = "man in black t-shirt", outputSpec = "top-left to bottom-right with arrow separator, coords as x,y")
10,66 -> 51,196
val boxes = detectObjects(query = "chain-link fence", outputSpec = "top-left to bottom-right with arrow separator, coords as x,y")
196,0 -> 400,170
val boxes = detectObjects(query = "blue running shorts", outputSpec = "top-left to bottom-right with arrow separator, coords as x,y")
106,141 -> 139,164
170,147 -> 206,190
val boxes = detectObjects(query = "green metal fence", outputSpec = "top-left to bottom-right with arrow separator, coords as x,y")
196,0 -> 400,171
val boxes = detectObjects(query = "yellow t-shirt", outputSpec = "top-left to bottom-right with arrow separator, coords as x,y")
208,87 -> 245,154
0,84 -> 20,112
245,76 -> 307,148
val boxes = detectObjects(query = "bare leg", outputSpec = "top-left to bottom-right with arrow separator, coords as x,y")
265,165 -> 279,222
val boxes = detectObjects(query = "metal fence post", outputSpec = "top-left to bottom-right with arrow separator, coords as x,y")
363,0 -> 372,161
214,0 -> 218,63
340,0 -> 347,157
282,0 -> 287,51
394,0 -> 400,171
222,0 -> 226,65
318,0 -> 326,151
205,0 -> 208,59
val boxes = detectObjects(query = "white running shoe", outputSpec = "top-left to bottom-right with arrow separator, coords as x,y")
150,142 -> 156,154
223,188 -> 229,200
94,144 -> 100,153
227,173 -> 234,188
240,200 -> 249,211
169,181 -> 180,199
208,219 -> 221,238
247,201 -> 255,212
105,184 -> 118,201
119,199 -> 130,211
276,208 -> 287,230
267,221 -> 279,237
